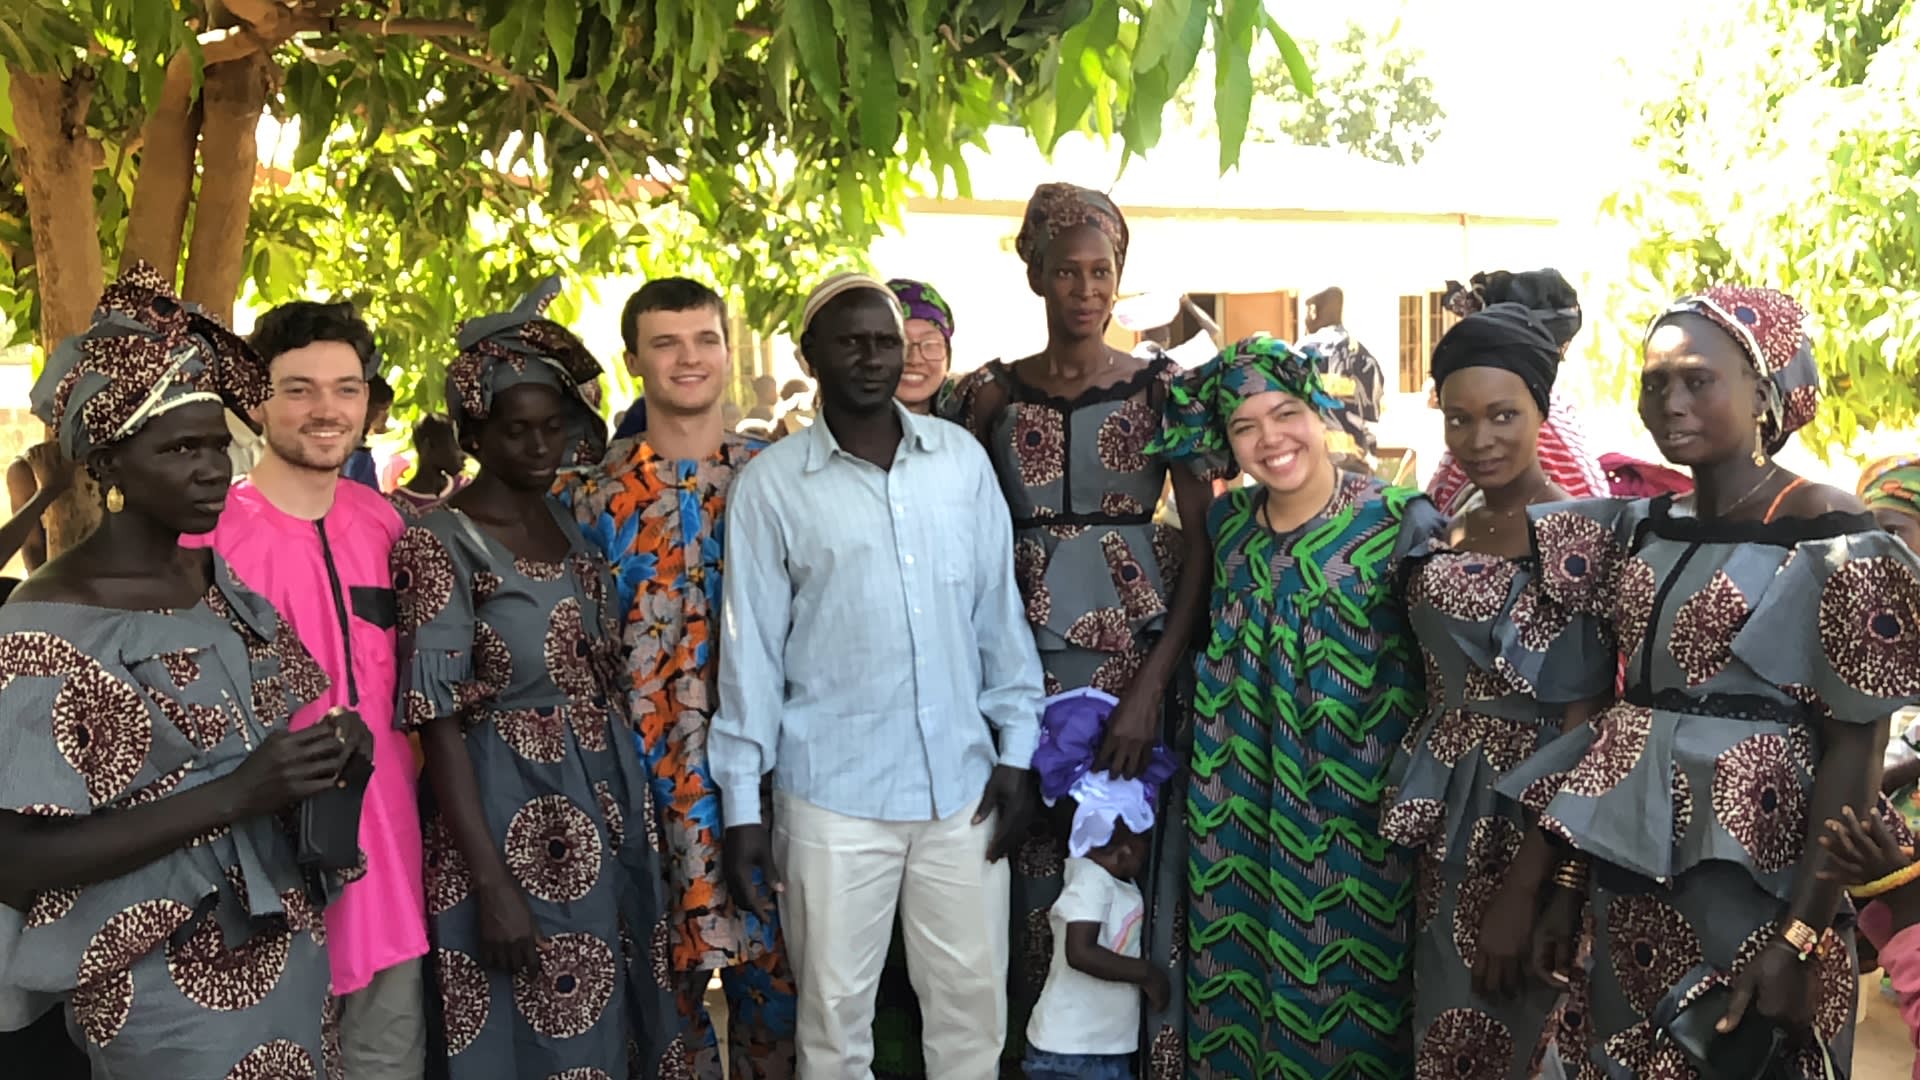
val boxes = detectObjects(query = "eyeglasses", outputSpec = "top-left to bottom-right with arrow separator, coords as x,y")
906,339 -> 949,362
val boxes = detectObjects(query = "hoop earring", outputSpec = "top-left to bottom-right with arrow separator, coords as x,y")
1752,424 -> 1767,467
105,485 -> 125,513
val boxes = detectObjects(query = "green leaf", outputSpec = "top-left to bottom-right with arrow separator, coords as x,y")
829,0 -> 875,120
1264,15 -> 1313,96
0,65 -> 14,139
545,0 -> 577,78
1214,8 -> 1254,170
858,36 -> 900,151
1132,0 -> 1188,74
786,0 -> 842,121
1048,5 -> 1100,144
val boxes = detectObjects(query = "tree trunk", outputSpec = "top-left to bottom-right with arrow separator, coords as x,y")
120,52 -> 204,280
181,53 -> 271,322
8,65 -> 106,556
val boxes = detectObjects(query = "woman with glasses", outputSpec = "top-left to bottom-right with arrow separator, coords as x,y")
888,279 -> 955,416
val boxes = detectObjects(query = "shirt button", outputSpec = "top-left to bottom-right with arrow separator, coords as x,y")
904,554 -> 915,565
913,607 -> 921,615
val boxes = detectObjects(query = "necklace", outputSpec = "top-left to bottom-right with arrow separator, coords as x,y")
1712,465 -> 1781,518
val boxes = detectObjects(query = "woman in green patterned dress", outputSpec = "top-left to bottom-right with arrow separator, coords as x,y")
1149,336 -> 1445,1080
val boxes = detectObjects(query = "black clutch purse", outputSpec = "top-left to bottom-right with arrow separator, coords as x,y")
296,751 -> 374,872
1651,965 -> 1787,1080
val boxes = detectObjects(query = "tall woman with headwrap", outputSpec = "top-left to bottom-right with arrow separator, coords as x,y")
1427,269 -> 1608,514
1150,336 -> 1446,1080
1379,305 -> 1610,1078
944,183 -> 1214,1075
390,281 -> 683,1077
0,264 -> 373,1077
1499,287 -> 1920,1077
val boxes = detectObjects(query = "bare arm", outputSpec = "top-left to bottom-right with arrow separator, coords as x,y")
1063,921 -> 1158,987
1138,465 -> 1213,700
4,458 -> 45,571
0,724 -> 349,911
1787,714 -> 1887,933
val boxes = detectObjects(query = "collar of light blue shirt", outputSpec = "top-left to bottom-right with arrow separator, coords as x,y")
802,399 -> 943,473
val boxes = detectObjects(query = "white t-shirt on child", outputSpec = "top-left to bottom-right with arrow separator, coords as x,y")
1026,857 -> 1147,1056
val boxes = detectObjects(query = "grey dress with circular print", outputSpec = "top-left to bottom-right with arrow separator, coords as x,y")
0,556 -> 341,1079
393,500 -> 683,1079
1382,549 -> 1610,1080
1497,496 -> 1920,1080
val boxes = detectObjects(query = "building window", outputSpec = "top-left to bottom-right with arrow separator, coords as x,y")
1397,295 -> 1425,392
1428,290 -> 1461,362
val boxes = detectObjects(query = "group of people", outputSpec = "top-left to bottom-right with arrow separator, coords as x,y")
1,177 -> 1919,1080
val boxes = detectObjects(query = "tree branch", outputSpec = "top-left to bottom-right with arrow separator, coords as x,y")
120,51 -> 204,278
198,12 -> 483,64
423,39 -> 632,195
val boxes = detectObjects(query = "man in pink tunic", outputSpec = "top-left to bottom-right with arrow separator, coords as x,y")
188,301 -> 427,1077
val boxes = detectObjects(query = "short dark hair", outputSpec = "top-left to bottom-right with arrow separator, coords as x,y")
412,412 -> 454,448
621,278 -> 727,354
367,374 -> 395,409
249,301 -> 377,375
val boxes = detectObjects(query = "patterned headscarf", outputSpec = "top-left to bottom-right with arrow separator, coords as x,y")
446,277 -> 607,467
1859,455 -> 1920,520
1649,285 -> 1819,455
1015,183 -> 1129,276
886,278 -> 955,342
30,262 -> 266,461
1147,334 -> 1341,476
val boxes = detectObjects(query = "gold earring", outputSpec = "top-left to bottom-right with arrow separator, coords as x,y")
1752,424 -> 1767,467
105,485 -> 125,513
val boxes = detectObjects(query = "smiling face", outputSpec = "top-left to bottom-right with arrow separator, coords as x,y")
804,292 -> 905,417
92,399 -> 235,535
1035,224 -> 1118,342
1640,313 -> 1767,468
1227,389 -> 1332,495
468,383 -> 570,493
627,305 -> 731,418
896,318 -> 950,410
255,341 -> 368,472
1440,367 -> 1545,493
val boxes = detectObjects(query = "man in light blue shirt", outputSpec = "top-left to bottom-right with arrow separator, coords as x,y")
712,272 -> 1045,1079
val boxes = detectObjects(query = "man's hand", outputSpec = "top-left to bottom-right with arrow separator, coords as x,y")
973,765 -> 1035,862
722,823 -> 782,920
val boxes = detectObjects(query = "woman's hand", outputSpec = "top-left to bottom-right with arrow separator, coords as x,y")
1817,805 -> 1909,887
1095,675 -> 1164,780
1529,884 -> 1584,990
475,879 -> 544,974
1472,880 -> 1540,1001
223,726 -> 354,818
1718,940 -> 1817,1035
322,707 -> 375,766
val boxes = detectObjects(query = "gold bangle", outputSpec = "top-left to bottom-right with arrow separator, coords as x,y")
1851,859 -> 1920,900
1779,919 -> 1821,961
1551,860 -> 1588,890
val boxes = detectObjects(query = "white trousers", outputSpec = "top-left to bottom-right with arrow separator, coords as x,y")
773,793 -> 1010,1080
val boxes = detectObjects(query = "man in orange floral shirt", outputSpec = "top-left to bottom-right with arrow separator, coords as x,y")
559,279 -> 795,1080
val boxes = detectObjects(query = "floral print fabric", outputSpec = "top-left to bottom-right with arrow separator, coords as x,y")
0,557 -> 340,1078
393,501 -> 682,1078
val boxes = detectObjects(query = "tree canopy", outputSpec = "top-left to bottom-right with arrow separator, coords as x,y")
1600,0 -> 1919,454
1173,20 -> 1442,166
1,0 -> 1303,416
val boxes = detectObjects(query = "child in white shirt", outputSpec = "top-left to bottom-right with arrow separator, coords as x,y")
1023,822 -> 1168,1079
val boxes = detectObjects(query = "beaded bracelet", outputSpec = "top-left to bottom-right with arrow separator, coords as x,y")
1550,859 -> 1588,891
1850,859 -> 1920,900
1778,919 -> 1821,962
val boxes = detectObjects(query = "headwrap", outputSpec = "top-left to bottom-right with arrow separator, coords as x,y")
1429,302 -> 1561,414
30,262 -> 267,461
1649,285 -> 1819,455
1029,689 -> 1177,859
1443,268 -> 1583,347
1859,455 -> 1920,520
446,277 -> 607,468
886,278 -> 955,342
1147,334 -> 1342,476
799,272 -> 905,341
1015,183 -> 1129,276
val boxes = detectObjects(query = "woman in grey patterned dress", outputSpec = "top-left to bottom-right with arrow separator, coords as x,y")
394,280 -> 682,1078
1381,305 -> 1609,1079
0,264 -> 368,1079
1500,286 -> 1920,1079
945,184 -> 1213,1077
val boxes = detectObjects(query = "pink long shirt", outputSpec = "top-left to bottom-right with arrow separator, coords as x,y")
186,479 -> 427,995
1861,899 -> 1920,1079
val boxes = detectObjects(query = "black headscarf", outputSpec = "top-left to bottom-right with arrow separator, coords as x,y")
1443,268 -> 1582,347
1429,302 -> 1561,414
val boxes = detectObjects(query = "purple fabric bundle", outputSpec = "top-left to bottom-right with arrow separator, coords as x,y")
1032,688 -> 1178,856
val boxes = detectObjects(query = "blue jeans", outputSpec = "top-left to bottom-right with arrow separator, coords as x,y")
1023,1047 -> 1133,1080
